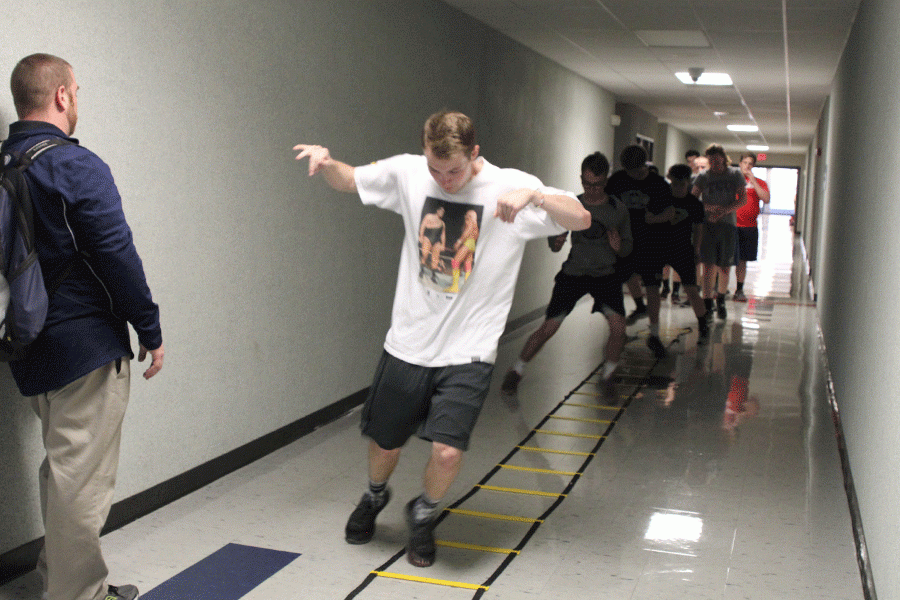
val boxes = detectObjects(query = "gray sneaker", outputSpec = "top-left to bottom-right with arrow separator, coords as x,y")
104,585 -> 139,600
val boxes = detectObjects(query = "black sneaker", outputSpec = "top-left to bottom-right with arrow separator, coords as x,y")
646,335 -> 667,359
698,319 -> 710,344
625,305 -> 648,325
500,370 -> 521,395
405,498 -> 437,567
717,303 -> 727,320
104,585 -> 139,600
345,489 -> 391,544
601,375 -> 618,403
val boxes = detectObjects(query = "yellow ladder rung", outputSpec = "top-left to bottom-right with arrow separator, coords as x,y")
372,571 -> 487,591
436,540 -> 519,554
533,429 -> 605,440
562,400 -> 621,410
444,507 -> 542,523
498,464 -> 578,476
477,484 -> 566,498
547,414 -> 611,425
517,445 -> 593,457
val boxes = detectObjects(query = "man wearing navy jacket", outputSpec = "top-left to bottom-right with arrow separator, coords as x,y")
2,54 -> 164,600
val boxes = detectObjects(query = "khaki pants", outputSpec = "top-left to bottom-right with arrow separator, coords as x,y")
31,360 -> 131,600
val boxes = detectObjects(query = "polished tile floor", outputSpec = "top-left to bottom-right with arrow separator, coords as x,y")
1,214 -> 864,599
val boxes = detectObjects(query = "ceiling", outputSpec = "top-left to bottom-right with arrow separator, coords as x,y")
441,0 -> 861,156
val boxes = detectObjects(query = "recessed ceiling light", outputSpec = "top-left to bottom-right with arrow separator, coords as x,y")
747,145 -> 769,151
727,125 -> 759,132
675,72 -> 733,86
713,111 -> 728,117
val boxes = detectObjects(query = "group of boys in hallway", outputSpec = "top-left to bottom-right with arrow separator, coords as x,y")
501,142 -> 770,399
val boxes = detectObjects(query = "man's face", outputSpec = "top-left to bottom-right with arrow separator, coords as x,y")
581,169 -> 607,202
739,156 -> 756,174
625,165 -> 648,180
708,153 -> 727,173
425,145 -> 479,194
694,156 -> 709,171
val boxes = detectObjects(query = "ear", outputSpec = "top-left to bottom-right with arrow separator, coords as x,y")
469,145 -> 480,161
54,85 -> 69,112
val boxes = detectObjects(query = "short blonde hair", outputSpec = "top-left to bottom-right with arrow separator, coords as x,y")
422,111 -> 476,159
705,143 -> 730,165
11,53 -> 73,118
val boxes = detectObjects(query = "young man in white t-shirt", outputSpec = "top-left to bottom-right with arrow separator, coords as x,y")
294,111 -> 590,567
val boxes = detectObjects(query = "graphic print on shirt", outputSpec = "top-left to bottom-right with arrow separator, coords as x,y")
417,197 -> 483,294
618,189 -> 651,211
672,207 -> 690,225
703,179 -> 740,205
581,214 -> 608,241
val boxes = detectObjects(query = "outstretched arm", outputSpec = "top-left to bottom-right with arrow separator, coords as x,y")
495,189 -> 590,231
293,144 -> 357,193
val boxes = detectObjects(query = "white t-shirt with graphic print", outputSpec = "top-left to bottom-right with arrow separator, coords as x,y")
354,153 -> 572,367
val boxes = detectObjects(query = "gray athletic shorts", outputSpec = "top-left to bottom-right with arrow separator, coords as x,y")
361,351 -> 494,451
700,221 -> 737,268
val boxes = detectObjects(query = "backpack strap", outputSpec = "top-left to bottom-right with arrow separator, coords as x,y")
17,137 -> 74,169
7,137 -> 78,297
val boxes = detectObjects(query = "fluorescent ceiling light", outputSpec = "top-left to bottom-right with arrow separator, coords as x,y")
636,30 -> 710,48
727,124 -> 759,132
747,145 -> 769,151
675,72 -> 733,86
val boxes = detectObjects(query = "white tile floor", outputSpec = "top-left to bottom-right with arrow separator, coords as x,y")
0,214 -> 864,599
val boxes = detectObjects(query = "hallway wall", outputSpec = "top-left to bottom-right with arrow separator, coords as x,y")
0,0 -> 615,556
813,0 -> 900,594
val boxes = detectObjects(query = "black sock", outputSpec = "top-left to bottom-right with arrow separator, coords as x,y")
673,282 -> 681,293
736,282 -> 744,292
717,293 -> 726,305
635,298 -> 646,310
705,298 -> 713,312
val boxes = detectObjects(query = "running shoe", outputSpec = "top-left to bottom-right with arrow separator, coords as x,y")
345,489 -> 391,544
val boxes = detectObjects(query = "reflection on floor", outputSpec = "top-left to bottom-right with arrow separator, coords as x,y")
0,215 -> 864,599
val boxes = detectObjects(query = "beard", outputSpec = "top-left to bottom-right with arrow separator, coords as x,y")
65,91 -> 78,135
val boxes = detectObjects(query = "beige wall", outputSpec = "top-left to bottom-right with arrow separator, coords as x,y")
806,0 -> 900,594
0,0 -> 615,554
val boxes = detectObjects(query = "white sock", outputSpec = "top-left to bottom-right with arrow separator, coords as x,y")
602,361 -> 618,380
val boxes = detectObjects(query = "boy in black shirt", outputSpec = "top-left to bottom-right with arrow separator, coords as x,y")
645,164 -> 709,342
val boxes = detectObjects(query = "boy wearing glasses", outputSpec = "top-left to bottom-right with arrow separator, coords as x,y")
501,152 -> 632,397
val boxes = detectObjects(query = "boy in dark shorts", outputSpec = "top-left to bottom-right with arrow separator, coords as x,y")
646,164 -> 709,341
606,144 -> 673,358
294,111 -> 590,567
501,152 -> 633,395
